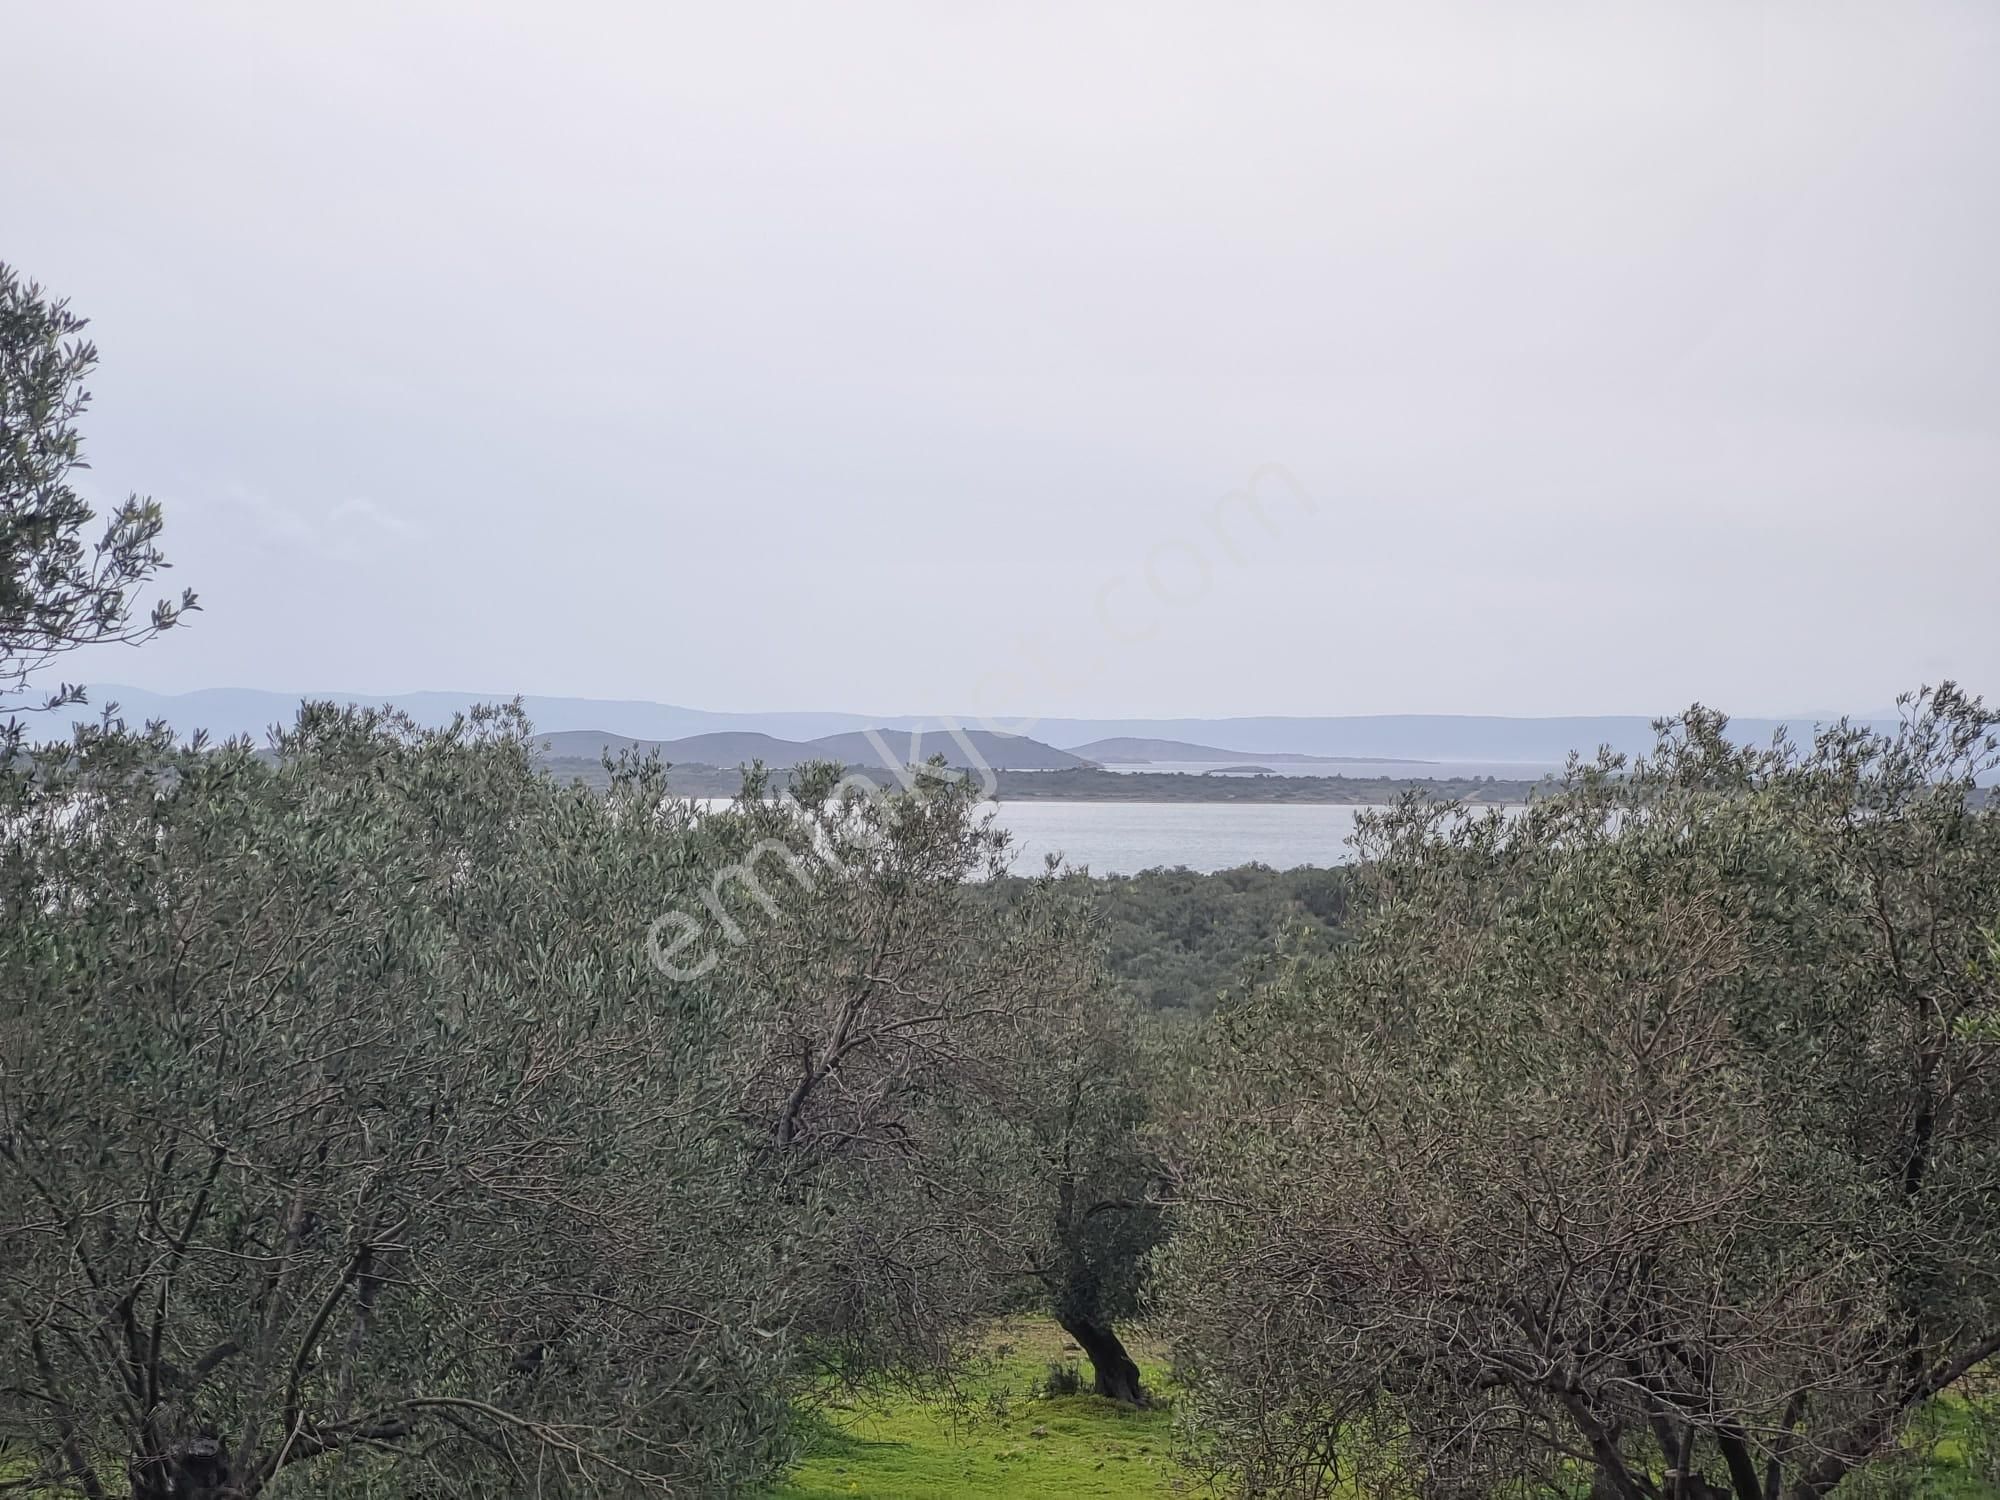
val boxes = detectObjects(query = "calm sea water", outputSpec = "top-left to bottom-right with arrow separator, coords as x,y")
691,794 -> 1526,875
987,800 -> 1376,874
695,796 -> 1379,873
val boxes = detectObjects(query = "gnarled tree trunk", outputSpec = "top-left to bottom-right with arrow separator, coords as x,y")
132,1434 -> 236,1500
1059,1313 -> 1146,1405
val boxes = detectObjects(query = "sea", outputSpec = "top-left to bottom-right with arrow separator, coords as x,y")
698,758 -> 1550,876
987,799 -> 1378,875
983,757 -> 1552,873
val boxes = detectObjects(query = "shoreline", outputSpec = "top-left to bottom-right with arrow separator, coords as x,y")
540,755 -> 1545,805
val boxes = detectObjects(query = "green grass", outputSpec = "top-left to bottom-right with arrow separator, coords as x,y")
1869,1379 -> 2000,1499
765,1325 -> 2000,1500
767,1318 -> 1194,1500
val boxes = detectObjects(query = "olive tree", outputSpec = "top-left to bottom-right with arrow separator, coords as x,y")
987,958 -> 1167,1406
1163,687 -> 2000,1500
689,765 -> 1117,1385
0,264 -> 195,723
0,707 -> 809,1496
676,765 -> 1173,1403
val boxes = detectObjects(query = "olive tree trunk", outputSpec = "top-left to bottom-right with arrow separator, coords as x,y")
1059,1314 -> 1146,1405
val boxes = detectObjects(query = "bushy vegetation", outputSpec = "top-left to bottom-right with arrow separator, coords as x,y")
1161,690 -> 2000,1500
1081,863 -> 1351,1013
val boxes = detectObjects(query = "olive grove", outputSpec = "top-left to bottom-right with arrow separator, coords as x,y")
0,721 -> 1110,1496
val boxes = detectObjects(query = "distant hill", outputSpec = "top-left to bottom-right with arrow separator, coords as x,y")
536,730 -> 808,764
1067,736 -> 1431,766
535,726 -> 1091,771
533,730 -> 656,758
79,686 -> 896,745
802,729 -> 1090,771
539,760 -> 1549,803
1036,713 -> 1902,763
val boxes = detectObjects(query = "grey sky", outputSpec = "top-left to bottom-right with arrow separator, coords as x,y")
8,2 -> 1996,720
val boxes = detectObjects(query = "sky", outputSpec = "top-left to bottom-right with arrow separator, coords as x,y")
6,1 -> 1997,720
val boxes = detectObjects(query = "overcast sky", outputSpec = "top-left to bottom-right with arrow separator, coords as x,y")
8,2 -> 1996,719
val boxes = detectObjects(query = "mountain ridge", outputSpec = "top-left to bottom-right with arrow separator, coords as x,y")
77,685 -> 1906,766
535,727 -> 1092,771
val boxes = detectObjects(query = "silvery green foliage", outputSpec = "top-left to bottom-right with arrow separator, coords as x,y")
0,713 -> 1102,1496
691,766 -> 1168,1405
0,706 -> 793,1495
0,264 -> 195,730
689,763 -> 1113,1386
1163,686 -> 2000,1500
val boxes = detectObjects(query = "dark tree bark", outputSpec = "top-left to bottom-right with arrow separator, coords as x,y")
131,1433 -> 235,1500
1059,1313 -> 1146,1405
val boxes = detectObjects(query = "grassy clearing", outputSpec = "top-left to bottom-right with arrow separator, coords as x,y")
1880,1379 -> 2000,1499
768,1318 -> 1195,1500
764,1325 -> 2000,1500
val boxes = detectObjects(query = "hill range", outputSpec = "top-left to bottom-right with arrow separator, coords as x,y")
534,727 -> 1093,771
81,685 -> 1905,768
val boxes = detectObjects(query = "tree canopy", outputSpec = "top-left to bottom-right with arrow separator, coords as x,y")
0,264 -> 195,724
1163,688 -> 2000,1500
0,717 -> 1108,1496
